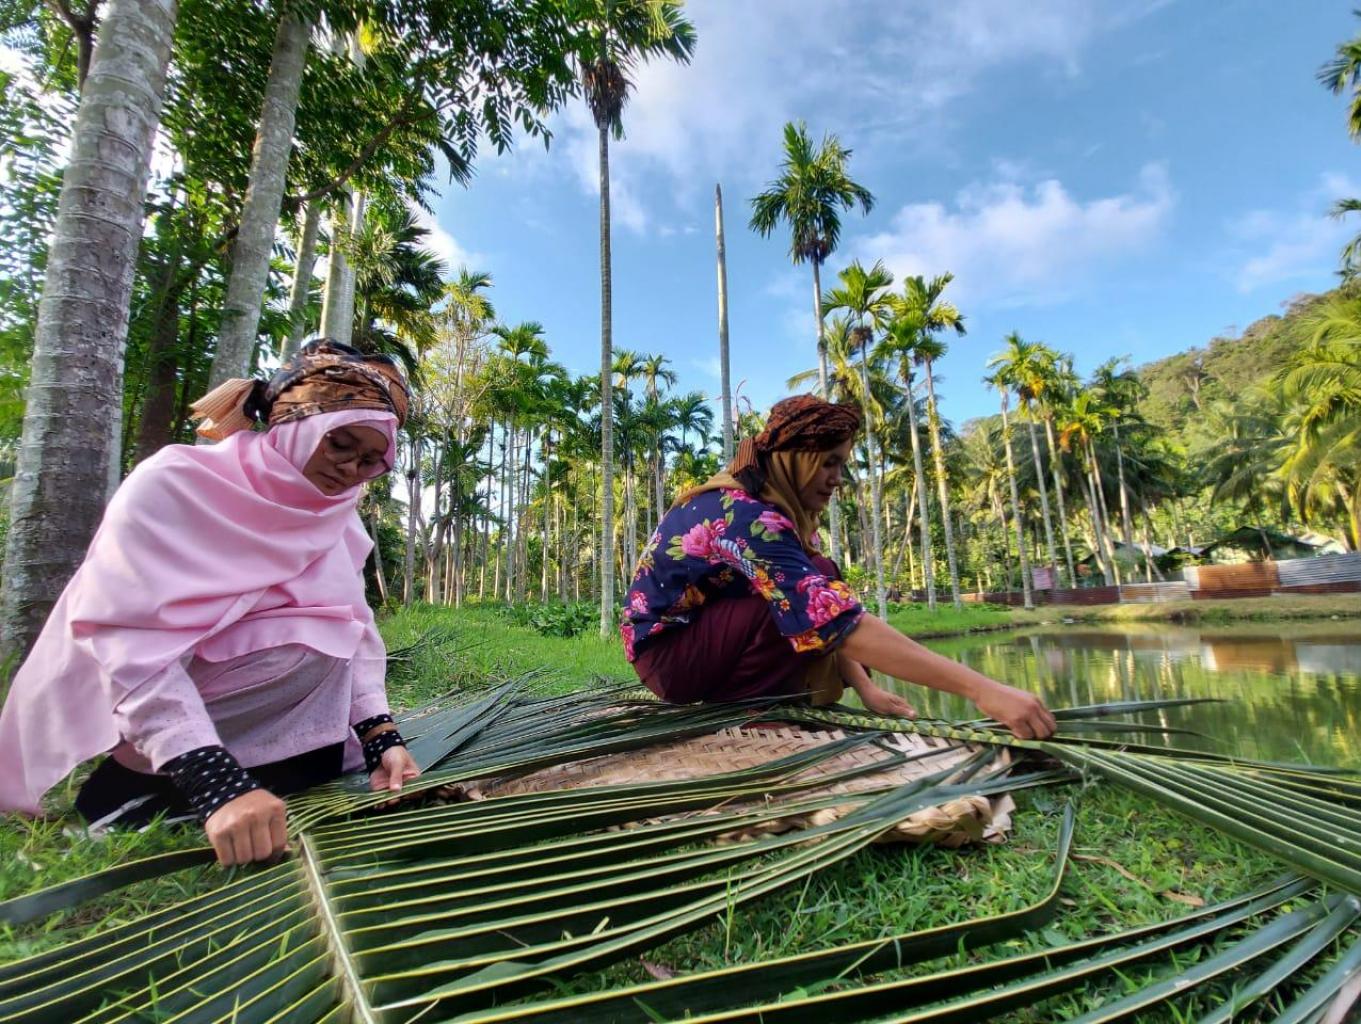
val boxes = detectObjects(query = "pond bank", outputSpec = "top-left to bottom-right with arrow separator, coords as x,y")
891,592 -> 1361,639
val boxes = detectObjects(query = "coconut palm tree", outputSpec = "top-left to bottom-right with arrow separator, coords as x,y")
987,333 -> 1064,588
1278,292 -> 1361,546
1319,16 -> 1361,278
822,260 -> 894,616
1090,357 -> 1149,548
575,0 -> 695,636
895,274 -> 967,609
1059,390 -> 1122,585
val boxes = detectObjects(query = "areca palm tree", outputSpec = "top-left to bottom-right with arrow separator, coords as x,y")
576,0 -> 695,636
750,122 -> 873,566
671,389 -> 714,459
882,315 -> 935,607
987,333 -> 1064,588
789,317 -> 900,565
893,274 -> 967,609
640,352 -> 677,526
611,348 -> 648,575
492,322 -> 551,601
749,122 -> 876,398
985,369 -> 1033,609
823,260 -> 894,616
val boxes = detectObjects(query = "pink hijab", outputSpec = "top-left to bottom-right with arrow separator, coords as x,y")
0,409 -> 396,814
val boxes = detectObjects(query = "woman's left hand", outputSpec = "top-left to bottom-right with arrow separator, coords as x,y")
857,682 -> 917,719
369,745 -> 420,799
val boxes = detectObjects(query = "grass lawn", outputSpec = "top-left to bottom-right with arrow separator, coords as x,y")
0,602 -> 1314,1019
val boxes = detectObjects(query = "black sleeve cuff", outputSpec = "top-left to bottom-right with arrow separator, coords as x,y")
362,729 -> 406,773
353,714 -> 394,739
162,745 -> 261,822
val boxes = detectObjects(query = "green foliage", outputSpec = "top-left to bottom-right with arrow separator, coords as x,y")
502,599 -> 602,638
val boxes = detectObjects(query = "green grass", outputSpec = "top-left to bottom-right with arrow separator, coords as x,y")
0,604 -> 1313,1021
885,601 -> 1015,636
881,592 -> 1361,636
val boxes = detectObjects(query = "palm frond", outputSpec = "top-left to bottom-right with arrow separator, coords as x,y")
1,692 -> 1359,1023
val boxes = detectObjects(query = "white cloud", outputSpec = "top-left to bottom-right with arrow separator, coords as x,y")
854,163 -> 1174,307
1231,173 -> 1359,293
691,355 -> 722,379
522,0 -> 1161,233
408,201 -> 480,273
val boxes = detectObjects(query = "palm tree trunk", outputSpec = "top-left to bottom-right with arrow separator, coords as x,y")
318,33 -> 365,345
855,343 -> 888,617
1113,422 -> 1134,545
0,0 -> 177,660
282,201 -> 322,359
598,123 -> 615,636
924,360 -> 962,609
320,193 -> 364,343
888,477 -> 917,584
1043,413 -> 1078,587
213,10 -> 311,385
368,507 -> 388,603
991,485 -> 1015,591
903,370 -> 935,609
812,257 -> 843,564
1024,402 -> 1058,587
403,433 -> 420,605
1086,438 -> 1121,585
998,390 -> 1034,610
715,184 -> 733,461
506,423 -> 519,601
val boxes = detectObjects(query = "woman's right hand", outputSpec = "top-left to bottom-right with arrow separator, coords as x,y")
973,682 -> 1057,739
204,789 -> 288,866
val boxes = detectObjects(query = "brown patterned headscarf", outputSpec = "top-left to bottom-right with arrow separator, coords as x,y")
191,339 -> 411,441
676,394 -> 862,550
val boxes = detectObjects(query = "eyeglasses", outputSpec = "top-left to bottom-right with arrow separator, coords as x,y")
321,430 -> 391,480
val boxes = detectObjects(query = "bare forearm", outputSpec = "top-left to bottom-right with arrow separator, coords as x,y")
840,613 -> 989,700
838,613 -> 1057,738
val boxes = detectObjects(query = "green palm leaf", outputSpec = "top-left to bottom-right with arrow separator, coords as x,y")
2,691 -> 1359,1023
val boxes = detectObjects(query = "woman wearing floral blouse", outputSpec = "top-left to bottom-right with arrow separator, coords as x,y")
621,395 -> 1056,739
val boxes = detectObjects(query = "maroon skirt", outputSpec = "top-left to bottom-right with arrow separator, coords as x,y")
633,555 -> 843,704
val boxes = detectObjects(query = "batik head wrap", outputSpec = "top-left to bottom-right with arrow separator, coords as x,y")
190,339 -> 410,441
678,394 -> 862,550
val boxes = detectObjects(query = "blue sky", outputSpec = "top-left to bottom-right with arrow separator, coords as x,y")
417,0 -> 1361,428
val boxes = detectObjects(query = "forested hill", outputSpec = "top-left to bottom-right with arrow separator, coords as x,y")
1134,288 -> 1336,448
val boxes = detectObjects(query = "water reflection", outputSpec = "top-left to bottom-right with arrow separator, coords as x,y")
892,623 -> 1361,768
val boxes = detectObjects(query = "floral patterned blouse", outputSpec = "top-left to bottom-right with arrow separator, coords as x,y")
620,488 -> 865,663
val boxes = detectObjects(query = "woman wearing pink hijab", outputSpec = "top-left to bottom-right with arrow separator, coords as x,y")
0,340 -> 419,866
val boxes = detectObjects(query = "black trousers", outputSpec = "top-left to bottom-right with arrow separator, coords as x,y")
75,743 -> 345,829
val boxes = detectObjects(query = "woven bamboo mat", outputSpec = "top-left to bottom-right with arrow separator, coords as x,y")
460,723 -> 1014,847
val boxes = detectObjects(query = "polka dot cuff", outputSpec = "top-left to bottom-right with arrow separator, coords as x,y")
163,745 -> 261,822
353,714 -> 395,739
361,729 -> 406,774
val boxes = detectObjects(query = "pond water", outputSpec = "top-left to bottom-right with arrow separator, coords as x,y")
889,622 -> 1361,768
